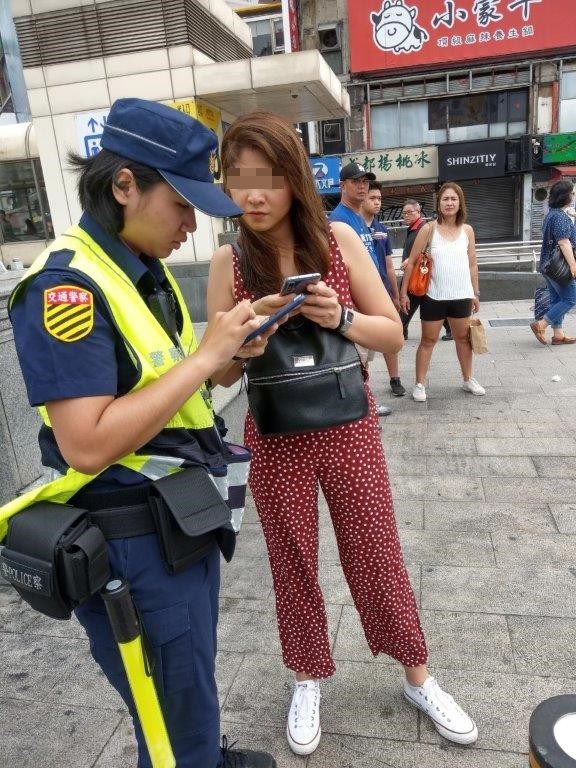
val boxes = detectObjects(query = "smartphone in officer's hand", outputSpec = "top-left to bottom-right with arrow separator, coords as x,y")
243,293 -> 307,344
280,273 -> 321,296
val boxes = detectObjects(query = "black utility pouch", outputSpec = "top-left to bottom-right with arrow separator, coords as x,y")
0,502 -> 110,620
148,466 -> 235,574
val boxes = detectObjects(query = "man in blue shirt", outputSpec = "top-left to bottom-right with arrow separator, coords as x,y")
361,182 -> 405,397
329,163 -> 395,414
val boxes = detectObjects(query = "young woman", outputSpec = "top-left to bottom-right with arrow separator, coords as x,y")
207,112 -> 478,756
530,179 -> 576,345
400,182 -> 484,402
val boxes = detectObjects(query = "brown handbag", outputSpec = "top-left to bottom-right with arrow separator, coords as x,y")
407,222 -> 435,297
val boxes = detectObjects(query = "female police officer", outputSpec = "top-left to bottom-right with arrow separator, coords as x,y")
7,98 -> 276,768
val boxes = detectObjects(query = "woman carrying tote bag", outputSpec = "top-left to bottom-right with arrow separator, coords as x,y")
530,180 -> 576,345
400,182 -> 484,402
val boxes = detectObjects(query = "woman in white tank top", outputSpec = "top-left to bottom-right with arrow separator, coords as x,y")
399,183 -> 485,401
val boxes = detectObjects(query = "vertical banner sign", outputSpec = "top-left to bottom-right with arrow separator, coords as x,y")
282,0 -> 300,53
348,0 -> 575,74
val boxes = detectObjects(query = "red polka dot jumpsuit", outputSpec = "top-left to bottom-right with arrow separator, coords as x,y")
233,230 -> 428,678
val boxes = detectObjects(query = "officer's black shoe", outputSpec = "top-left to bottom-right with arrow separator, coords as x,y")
220,736 -> 277,767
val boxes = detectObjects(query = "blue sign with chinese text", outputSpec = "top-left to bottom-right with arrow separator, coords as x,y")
310,156 -> 341,195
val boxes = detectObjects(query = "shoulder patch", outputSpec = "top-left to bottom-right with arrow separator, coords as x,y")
43,285 -> 94,342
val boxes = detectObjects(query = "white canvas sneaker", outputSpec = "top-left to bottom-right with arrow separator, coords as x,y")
462,377 -> 486,396
412,383 -> 427,402
286,680 -> 321,755
403,676 -> 478,745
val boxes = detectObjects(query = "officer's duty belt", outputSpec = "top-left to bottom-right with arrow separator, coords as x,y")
74,484 -> 157,539
0,469 -> 235,622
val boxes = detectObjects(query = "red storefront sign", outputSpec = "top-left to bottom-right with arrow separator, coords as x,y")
349,0 -> 575,75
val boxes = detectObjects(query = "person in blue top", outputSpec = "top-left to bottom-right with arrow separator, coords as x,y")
360,181 -> 405,397
329,162 -> 396,415
8,98 -> 277,768
530,179 -> 576,345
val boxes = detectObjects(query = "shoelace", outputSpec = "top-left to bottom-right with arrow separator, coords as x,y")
292,682 -> 320,727
220,735 -> 246,768
422,680 -> 462,720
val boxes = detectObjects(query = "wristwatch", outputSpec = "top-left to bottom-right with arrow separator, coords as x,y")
336,305 -> 354,334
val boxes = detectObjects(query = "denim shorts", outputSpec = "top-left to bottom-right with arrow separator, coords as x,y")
420,295 -> 472,321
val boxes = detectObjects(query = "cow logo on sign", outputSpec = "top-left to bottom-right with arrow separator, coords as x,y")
371,0 -> 429,54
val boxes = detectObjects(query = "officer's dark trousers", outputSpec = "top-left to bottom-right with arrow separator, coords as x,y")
76,534 -> 221,768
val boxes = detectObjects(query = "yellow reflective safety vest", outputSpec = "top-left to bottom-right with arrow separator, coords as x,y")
0,224 -> 215,541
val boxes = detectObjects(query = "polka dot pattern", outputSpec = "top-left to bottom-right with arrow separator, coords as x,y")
232,232 -> 428,678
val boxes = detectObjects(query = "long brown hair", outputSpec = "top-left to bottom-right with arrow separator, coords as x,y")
436,182 -> 467,226
221,111 -> 330,297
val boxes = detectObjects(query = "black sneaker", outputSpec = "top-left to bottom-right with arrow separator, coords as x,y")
442,332 -> 453,341
220,736 -> 277,767
390,378 -> 406,397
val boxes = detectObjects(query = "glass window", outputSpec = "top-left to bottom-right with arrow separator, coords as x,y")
371,104 -> 399,149
560,98 -> 576,133
489,122 -> 507,137
273,18 -> 284,51
488,92 -> 507,124
449,123 -> 488,141
0,158 -> 52,243
400,101 -> 431,146
561,71 -> 576,100
508,90 -> 528,122
323,121 -> 342,143
449,94 -> 487,128
248,17 -> 284,57
428,100 -> 447,130
248,20 -> 273,57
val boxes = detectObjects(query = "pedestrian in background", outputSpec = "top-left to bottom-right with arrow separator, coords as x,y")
208,112 -> 478,759
400,182 -> 485,402
530,179 -> 576,345
360,181 -> 406,397
400,199 -> 452,341
328,162 -> 394,416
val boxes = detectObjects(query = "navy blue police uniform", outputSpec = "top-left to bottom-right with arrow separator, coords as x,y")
7,99 -> 275,768
11,212 -> 223,768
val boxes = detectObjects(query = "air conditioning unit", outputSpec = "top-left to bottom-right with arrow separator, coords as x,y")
505,135 -> 533,173
318,22 -> 341,52
533,186 -> 548,202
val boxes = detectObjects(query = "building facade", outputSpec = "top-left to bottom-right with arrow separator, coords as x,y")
1,0 -> 348,267
300,0 -> 576,242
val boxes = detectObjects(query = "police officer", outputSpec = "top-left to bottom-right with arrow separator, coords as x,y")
8,98 -> 277,768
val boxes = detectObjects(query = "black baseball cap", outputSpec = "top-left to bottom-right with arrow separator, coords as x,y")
101,98 -> 242,218
340,161 -> 376,182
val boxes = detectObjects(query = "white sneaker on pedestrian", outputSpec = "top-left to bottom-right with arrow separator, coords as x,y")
462,377 -> 486,396
403,676 -> 478,745
286,680 -> 321,755
412,383 -> 427,402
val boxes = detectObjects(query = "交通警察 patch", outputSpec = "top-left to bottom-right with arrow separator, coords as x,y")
43,285 -> 94,342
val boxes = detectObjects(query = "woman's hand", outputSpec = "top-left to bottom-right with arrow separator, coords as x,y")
251,293 -> 296,317
399,295 -> 410,314
472,296 -> 480,314
298,281 -> 342,329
